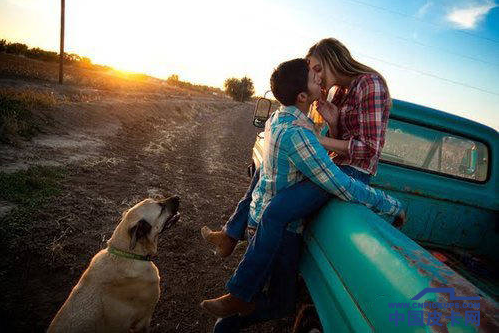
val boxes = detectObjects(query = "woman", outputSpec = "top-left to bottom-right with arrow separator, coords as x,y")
305,37 -> 391,180
201,38 -> 401,330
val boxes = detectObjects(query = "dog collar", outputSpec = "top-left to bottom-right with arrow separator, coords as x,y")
107,246 -> 151,261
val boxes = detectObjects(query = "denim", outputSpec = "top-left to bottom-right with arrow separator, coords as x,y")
226,178 -> 331,301
223,166 -> 368,241
215,166 -> 370,332
213,230 -> 301,333
223,168 -> 261,241
342,166 -> 371,185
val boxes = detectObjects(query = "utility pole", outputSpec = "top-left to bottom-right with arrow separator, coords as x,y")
59,0 -> 65,84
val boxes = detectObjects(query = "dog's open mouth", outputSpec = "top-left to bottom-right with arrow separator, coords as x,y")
161,212 -> 180,233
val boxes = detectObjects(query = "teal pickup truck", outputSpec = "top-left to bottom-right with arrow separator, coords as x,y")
250,99 -> 498,332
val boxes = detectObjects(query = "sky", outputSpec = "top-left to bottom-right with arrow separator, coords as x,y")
0,0 -> 498,129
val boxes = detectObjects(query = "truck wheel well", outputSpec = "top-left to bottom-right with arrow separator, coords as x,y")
292,277 -> 323,333
292,304 -> 322,333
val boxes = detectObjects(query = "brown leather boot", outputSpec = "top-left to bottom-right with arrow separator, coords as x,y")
201,226 -> 237,258
200,293 -> 255,318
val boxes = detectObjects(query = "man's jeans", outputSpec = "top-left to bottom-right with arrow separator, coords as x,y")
223,165 -> 369,242
213,230 -> 302,333
223,166 -> 261,241
214,166 -> 370,331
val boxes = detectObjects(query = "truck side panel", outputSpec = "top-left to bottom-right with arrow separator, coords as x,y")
301,201 -> 499,332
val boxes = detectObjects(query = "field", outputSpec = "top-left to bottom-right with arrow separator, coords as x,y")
0,54 -> 293,332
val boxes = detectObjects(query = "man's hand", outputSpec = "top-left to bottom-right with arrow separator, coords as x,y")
393,210 -> 406,229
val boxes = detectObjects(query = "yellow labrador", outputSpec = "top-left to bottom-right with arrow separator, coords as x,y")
48,196 -> 180,333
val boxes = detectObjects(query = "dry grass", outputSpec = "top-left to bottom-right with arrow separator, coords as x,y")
0,53 -> 219,144
0,87 -> 58,143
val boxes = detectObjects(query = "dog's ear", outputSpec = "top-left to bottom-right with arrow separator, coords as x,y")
128,219 -> 152,250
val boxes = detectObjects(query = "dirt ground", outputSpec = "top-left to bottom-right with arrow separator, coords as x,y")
0,59 -> 295,332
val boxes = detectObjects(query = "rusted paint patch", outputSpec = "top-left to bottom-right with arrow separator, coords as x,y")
428,278 -> 498,333
391,245 -> 498,332
421,257 -> 431,265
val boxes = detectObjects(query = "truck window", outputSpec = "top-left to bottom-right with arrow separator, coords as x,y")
381,119 -> 489,182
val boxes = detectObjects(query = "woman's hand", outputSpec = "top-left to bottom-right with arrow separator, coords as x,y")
321,88 -> 329,101
316,99 -> 339,128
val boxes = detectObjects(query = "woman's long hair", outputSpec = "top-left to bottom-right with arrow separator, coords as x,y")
307,38 -> 391,107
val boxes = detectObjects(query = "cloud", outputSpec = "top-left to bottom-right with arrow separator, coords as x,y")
417,1 -> 434,18
446,1 -> 498,29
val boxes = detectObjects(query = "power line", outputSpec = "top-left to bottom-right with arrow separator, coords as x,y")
354,51 -> 499,95
328,14 -> 497,67
341,0 -> 499,43
391,33 -> 497,67
291,22 -> 498,96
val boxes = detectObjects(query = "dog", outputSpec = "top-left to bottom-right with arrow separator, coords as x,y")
48,195 -> 180,333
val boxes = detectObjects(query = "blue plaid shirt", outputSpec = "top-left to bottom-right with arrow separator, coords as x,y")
248,105 -> 403,233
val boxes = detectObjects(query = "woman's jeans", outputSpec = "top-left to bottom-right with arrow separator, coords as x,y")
214,166 -> 370,332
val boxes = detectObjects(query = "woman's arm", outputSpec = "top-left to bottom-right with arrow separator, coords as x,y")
315,99 -> 351,154
347,75 -> 389,163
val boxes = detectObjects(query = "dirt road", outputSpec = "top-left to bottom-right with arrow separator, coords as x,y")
0,79 -> 297,332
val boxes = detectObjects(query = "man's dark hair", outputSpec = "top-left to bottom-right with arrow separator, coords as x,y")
270,58 -> 309,106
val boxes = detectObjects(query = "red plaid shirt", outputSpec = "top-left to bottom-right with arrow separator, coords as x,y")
329,73 -> 390,176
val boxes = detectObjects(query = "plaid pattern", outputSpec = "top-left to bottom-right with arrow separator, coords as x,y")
330,73 -> 390,175
248,105 -> 403,233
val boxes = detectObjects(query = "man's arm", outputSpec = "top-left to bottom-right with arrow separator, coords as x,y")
318,136 -> 349,155
286,127 -> 402,217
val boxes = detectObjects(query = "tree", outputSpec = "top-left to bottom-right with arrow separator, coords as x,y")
5,42 -> 28,55
224,76 -> 254,102
167,74 -> 179,83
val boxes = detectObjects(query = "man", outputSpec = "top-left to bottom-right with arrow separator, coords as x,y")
201,58 -> 405,331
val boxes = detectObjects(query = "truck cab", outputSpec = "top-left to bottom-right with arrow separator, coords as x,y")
250,99 -> 498,332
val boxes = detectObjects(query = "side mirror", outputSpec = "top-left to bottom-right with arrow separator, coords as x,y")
253,91 -> 273,128
459,146 -> 477,175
